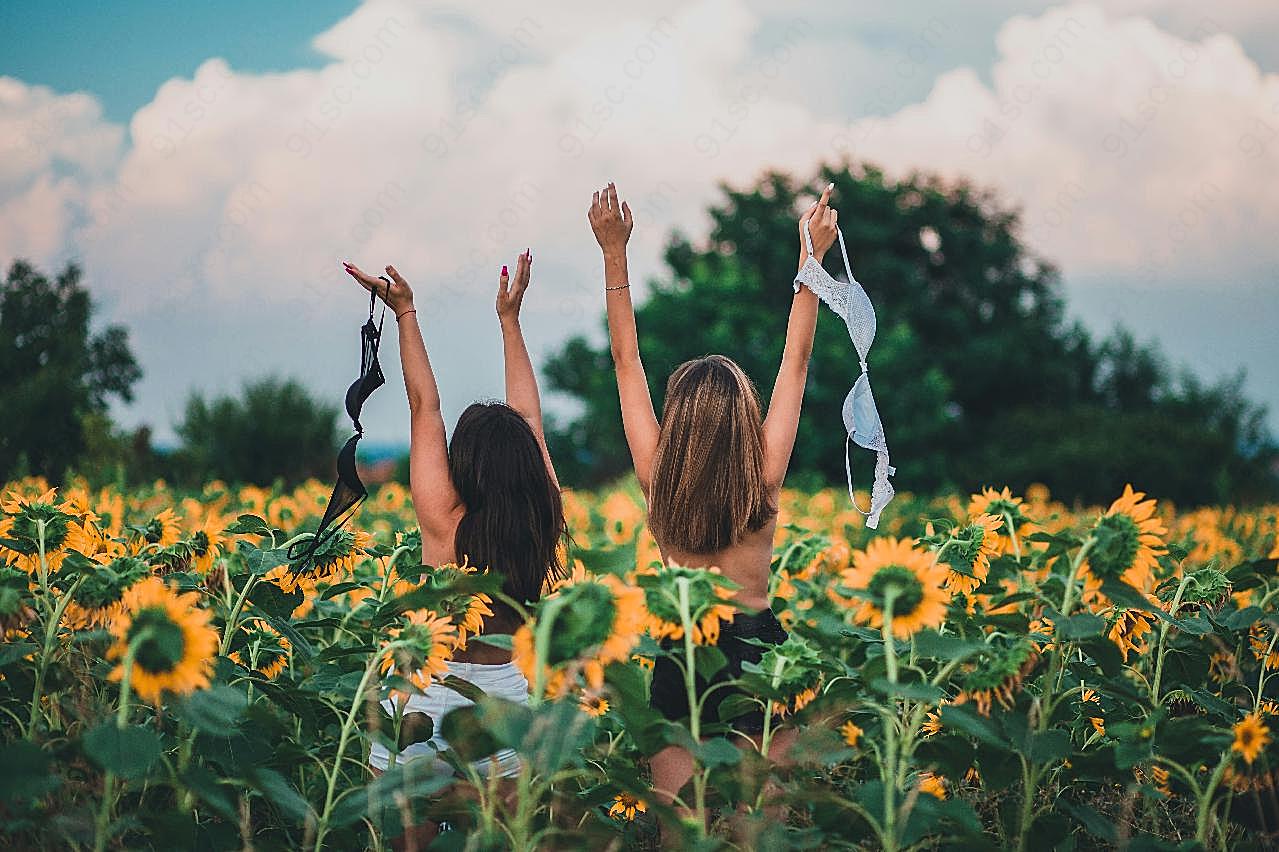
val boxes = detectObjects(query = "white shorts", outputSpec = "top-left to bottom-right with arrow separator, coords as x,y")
369,659 -> 529,778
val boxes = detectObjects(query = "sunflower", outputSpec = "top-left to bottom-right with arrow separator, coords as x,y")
840,720 -> 863,748
379,610 -> 458,694
1233,713 -> 1272,765
229,620 -> 292,680
512,624 -> 566,698
419,560 -> 495,649
285,528 -> 372,588
0,489 -> 73,574
743,634 -> 825,718
136,509 -> 182,549
917,772 -> 947,800
956,640 -> 1038,716
941,513 -> 1004,596
968,487 -> 1032,555
1109,610 -> 1155,662
106,576 -> 218,704
1250,623 -> 1279,670
922,711 -> 942,737
1151,765 -> 1172,796
63,556 -> 151,630
641,565 -> 736,647
608,793 -> 647,822
516,572 -> 647,695
1082,485 -> 1168,593
63,517 -> 125,565
1080,688 -> 1106,735
1028,615 -> 1056,652
785,684 -> 820,716
840,537 -> 950,639
186,517 -> 228,575
580,694 -> 610,717
601,491 -> 645,545
373,482 -> 410,514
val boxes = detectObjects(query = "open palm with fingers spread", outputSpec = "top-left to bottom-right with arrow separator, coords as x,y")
588,181 -> 633,259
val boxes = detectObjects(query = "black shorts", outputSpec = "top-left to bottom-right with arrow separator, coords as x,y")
649,608 -> 789,736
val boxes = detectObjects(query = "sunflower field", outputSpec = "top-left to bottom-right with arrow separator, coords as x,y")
2,476 -> 1279,851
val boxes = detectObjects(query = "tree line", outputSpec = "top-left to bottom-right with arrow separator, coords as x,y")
2,164 -> 1275,504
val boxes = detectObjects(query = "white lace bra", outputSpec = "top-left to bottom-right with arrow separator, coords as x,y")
794,218 -> 896,529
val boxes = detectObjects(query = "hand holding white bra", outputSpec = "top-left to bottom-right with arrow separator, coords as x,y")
793,206 -> 897,529
799,182 -> 839,263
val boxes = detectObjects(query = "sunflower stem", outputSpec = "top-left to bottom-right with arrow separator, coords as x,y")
1002,510 -> 1022,562
94,635 -> 141,852
314,644 -> 394,851
881,588 -> 899,852
26,573 -> 86,738
1152,573 -> 1193,706
1195,751 -> 1230,845
219,573 -> 260,657
530,594 -> 568,705
675,577 -> 709,836
751,654 -> 788,814
1015,757 -> 1040,852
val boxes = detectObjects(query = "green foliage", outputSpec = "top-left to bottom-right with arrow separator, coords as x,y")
544,165 -> 1278,503
0,261 -> 142,481
171,376 -> 339,486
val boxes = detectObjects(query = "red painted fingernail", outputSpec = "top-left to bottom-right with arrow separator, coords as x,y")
501,265 -> 508,277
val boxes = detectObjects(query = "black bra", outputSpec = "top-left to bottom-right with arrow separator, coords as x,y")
288,278 -> 389,573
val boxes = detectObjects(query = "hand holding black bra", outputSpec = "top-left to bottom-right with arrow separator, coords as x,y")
287,275 -> 390,574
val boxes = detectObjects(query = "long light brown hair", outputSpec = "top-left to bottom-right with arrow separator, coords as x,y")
647,355 -> 776,554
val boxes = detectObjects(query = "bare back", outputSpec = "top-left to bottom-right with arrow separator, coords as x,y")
650,488 -> 780,613
421,511 -> 519,664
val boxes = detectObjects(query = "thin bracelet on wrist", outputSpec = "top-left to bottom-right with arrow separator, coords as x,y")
605,283 -> 630,291
396,308 -> 417,321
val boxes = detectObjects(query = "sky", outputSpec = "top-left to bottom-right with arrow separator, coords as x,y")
2,0 -> 1277,448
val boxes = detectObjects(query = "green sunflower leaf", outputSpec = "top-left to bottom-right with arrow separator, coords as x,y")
83,722 -> 161,780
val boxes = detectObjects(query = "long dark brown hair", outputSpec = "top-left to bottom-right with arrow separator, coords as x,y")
647,355 -> 776,554
448,402 -> 566,621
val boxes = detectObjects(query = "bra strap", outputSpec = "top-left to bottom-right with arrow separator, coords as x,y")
374,275 -> 391,334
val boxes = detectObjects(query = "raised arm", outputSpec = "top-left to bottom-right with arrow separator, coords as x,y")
588,182 -> 659,491
496,249 -> 560,489
762,184 -> 838,488
342,261 -> 463,541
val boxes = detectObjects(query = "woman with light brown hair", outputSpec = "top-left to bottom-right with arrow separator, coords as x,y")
587,181 -> 839,820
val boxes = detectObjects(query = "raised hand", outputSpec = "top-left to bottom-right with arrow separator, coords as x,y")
342,261 -> 414,314
799,182 -> 838,263
496,249 -> 533,325
588,181 -> 634,257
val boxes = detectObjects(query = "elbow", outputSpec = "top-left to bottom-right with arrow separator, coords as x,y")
610,345 -> 642,368
782,342 -> 815,370
406,390 -> 440,417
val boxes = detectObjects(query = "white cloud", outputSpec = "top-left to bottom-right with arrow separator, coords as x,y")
844,5 -> 1279,284
0,1 -> 1276,442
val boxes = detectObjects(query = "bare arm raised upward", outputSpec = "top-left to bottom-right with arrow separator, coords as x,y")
342,261 -> 463,543
589,182 -> 660,491
496,249 -> 560,489
762,183 -> 839,488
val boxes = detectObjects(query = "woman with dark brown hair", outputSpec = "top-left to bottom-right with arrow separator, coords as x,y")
342,252 -> 566,843
587,181 -> 839,818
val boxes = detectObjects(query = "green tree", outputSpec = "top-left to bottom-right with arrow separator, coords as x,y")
0,261 -> 142,481
171,376 -> 339,486
545,165 -> 1277,504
